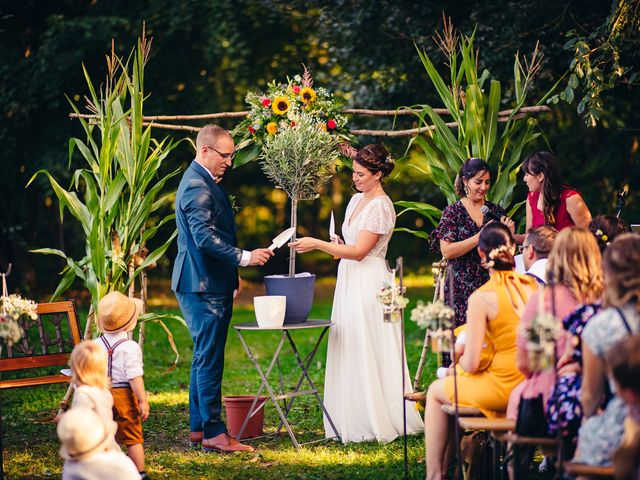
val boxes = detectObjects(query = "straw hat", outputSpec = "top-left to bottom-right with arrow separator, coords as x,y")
57,407 -> 117,461
97,291 -> 143,334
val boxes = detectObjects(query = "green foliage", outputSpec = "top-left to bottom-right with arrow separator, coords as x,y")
551,0 -> 640,127
261,113 -> 340,275
261,114 -> 340,202
398,23 -> 552,240
27,37 -> 182,329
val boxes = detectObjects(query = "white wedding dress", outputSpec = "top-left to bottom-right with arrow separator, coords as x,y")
323,193 -> 424,443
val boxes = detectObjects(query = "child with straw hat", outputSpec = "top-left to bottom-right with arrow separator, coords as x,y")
96,291 -> 150,480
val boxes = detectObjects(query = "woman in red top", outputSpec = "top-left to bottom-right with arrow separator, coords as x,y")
522,151 -> 592,232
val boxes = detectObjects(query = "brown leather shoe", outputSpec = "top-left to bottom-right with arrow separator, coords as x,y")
189,431 -> 203,447
202,433 -> 254,453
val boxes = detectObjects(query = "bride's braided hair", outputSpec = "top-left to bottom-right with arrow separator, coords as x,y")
602,233 -> 640,312
354,144 -> 395,177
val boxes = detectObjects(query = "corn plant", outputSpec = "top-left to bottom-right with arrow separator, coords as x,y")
398,19 -> 559,239
27,36 -> 185,357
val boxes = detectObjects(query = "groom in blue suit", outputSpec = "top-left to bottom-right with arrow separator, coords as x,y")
172,125 -> 273,453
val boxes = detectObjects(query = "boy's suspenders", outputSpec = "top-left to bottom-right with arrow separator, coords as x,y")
99,336 -> 129,388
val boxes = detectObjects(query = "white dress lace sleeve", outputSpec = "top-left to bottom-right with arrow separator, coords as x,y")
360,197 -> 395,234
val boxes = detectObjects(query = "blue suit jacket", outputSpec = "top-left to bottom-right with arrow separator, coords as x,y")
171,161 -> 242,294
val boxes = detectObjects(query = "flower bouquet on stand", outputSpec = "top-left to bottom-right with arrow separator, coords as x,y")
0,294 -> 37,353
410,300 -> 455,353
377,280 -> 409,323
233,67 -> 351,168
521,288 -> 560,372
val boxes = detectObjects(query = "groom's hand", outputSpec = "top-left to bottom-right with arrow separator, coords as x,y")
248,248 -> 274,266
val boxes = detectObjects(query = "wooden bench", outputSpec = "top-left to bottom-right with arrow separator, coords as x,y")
564,462 -> 614,478
405,391 -> 426,402
442,404 -> 484,417
0,300 -> 82,389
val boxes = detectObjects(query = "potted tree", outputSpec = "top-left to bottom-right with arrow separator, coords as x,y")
260,113 -> 340,323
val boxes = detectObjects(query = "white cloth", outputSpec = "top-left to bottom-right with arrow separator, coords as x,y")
71,386 -> 118,451
62,450 -> 141,480
525,258 -> 547,284
323,194 -> 424,443
95,333 -> 144,384
514,253 -> 525,274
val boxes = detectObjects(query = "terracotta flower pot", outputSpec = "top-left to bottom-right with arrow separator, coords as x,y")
223,395 -> 267,439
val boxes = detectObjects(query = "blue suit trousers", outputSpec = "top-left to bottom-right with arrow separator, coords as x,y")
176,292 -> 233,438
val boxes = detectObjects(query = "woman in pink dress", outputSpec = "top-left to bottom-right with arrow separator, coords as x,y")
522,152 -> 592,232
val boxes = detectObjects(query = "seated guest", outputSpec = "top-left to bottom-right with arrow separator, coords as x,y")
507,227 -> 603,438
425,223 -> 535,480
58,407 -> 141,480
607,334 -> 640,480
574,234 -> 640,467
589,214 -> 629,253
521,225 -> 558,284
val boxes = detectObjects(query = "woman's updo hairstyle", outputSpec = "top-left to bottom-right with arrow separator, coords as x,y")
602,233 -> 640,312
478,222 -> 516,270
588,215 -> 629,253
354,144 -> 395,178
454,158 -> 490,197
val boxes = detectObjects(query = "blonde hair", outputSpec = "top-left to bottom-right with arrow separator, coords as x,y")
546,227 -> 603,304
70,341 -> 109,389
602,233 -> 640,311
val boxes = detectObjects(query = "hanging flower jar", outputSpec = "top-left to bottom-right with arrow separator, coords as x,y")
377,280 -> 408,324
410,300 -> 455,353
521,288 -> 560,372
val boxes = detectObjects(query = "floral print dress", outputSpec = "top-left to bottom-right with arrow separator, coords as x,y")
546,303 -> 600,456
432,200 -> 506,329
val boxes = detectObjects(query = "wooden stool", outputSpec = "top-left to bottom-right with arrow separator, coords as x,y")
564,462 -> 614,478
442,404 -> 484,416
404,391 -> 426,402
457,418 -> 515,480
503,432 -> 560,480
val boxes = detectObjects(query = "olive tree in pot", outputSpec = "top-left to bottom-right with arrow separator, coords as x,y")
260,113 -> 340,323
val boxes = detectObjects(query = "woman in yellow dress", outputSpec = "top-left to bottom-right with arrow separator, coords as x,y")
424,222 -> 536,480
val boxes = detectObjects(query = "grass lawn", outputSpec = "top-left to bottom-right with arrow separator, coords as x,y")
2,281 -> 439,479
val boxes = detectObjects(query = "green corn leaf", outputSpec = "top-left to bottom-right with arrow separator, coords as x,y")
393,227 -> 431,241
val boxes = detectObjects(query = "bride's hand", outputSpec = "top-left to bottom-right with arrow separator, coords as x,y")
289,237 -> 318,253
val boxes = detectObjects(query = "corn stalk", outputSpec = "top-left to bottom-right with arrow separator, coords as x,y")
398,19 -> 559,240
27,35 -> 186,364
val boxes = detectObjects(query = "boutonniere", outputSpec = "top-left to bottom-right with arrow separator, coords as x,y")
228,195 -> 240,213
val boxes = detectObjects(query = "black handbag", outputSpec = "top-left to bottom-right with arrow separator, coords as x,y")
515,393 -> 549,438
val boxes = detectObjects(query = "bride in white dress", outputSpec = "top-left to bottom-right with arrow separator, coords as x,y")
290,144 -> 424,443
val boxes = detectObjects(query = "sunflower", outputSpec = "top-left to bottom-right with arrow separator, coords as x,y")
272,96 -> 291,115
266,122 -> 278,135
300,87 -> 317,104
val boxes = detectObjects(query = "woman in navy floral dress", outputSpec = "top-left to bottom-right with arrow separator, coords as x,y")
432,159 -> 511,362
431,158 -> 513,327
546,303 -> 601,457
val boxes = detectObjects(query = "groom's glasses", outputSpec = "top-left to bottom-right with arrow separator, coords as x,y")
206,145 -> 236,161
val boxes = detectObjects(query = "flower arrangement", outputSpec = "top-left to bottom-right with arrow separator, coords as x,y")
233,68 -> 350,167
521,304 -> 560,372
410,300 -> 455,352
377,281 -> 409,323
0,294 -> 37,347
410,300 -> 454,331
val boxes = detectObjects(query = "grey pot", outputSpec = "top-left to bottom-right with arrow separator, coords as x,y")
263,273 -> 316,324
